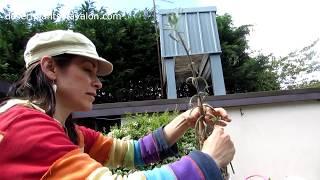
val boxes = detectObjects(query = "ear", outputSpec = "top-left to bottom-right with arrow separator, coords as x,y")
40,56 -> 57,81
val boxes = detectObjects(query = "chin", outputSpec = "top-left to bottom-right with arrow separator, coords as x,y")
84,104 -> 93,111
77,102 -> 93,112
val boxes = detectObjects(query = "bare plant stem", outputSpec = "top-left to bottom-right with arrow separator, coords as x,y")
168,13 -> 232,179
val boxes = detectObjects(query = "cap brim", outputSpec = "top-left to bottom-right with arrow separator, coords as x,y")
66,51 -> 113,76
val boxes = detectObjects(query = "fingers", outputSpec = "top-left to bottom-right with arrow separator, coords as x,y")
202,126 -> 235,168
210,107 -> 231,122
185,106 -> 232,128
190,106 -> 231,120
188,107 -> 201,117
214,126 -> 224,134
205,117 -> 227,127
207,126 -> 223,140
202,104 -> 231,119
203,107 -> 231,127
215,120 -> 228,127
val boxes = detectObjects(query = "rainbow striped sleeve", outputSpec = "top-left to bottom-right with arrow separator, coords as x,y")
41,146 -> 222,180
0,102 -> 222,179
81,126 -> 178,168
79,126 -> 223,179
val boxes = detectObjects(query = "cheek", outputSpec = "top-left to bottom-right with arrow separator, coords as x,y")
58,69 -> 89,93
72,72 -> 88,83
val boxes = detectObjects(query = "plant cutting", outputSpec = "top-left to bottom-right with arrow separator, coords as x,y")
166,11 -> 234,179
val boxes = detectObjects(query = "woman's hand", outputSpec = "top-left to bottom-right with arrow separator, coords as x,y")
163,105 -> 231,146
201,127 -> 235,168
178,105 -> 232,129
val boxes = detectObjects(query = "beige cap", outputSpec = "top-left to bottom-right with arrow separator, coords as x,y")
24,30 -> 113,76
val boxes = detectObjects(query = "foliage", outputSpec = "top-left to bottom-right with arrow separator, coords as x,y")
271,39 -> 320,89
217,14 -> 280,93
296,80 -> 320,89
0,6 -> 28,81
0,4 -> 69,82
5,0 -> 318,103
0,1 -> 163,102
108,111 -> 197,174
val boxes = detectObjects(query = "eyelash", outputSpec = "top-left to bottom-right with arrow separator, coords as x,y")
84,68 -> 92,73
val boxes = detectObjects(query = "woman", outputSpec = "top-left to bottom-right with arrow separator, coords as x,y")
0,30 -> 235,179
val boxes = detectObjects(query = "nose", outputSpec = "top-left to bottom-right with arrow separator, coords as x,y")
93,77 -> 103,90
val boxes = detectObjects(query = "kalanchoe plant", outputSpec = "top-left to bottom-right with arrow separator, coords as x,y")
167,11 -> 234,179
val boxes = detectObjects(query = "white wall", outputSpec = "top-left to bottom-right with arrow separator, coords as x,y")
225,100 -> 320,180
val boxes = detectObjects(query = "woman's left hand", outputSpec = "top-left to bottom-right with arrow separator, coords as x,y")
179,105 -> 232,129
163,105 -> 232,146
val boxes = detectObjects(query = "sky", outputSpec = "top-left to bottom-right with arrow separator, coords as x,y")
1,0 -> 320,58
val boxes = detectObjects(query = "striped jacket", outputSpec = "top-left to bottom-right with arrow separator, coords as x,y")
0,99 -> 222,179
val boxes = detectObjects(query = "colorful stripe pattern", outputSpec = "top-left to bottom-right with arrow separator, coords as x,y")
76,124 -> 222,179
77,125 -> 179,169
0,99 -> 223,179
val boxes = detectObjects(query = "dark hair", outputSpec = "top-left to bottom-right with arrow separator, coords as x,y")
7,54 -> 79,145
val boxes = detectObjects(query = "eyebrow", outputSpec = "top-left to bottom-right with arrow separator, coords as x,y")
82,59 -> 97,69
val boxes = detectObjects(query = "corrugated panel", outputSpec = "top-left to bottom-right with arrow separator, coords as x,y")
159,6 -> 221,58
187,12 -> 202,54
176,13 -> 187,55
200,12 -> 215,52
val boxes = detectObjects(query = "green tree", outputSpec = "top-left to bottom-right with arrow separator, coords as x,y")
217,14 -> 280,93
271,39 -> 320,89
68,1 -> 161,102
0,5 -> 69,82
0,1 -> 283,103
0,6 -> 28,81
0,1 -> 162,102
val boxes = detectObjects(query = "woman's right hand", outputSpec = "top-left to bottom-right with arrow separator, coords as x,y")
201,127 -> 235,168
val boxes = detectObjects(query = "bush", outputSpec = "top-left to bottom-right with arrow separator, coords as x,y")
108,111 -> 197,174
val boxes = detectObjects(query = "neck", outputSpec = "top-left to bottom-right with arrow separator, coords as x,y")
54,100 -> 71,127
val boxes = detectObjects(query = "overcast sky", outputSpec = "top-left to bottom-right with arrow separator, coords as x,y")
1,0 -> 320,57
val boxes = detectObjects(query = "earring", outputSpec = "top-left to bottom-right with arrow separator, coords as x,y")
52,83 -> 57,93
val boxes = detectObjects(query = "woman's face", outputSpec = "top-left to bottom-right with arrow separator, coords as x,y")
55,56 -> 102,112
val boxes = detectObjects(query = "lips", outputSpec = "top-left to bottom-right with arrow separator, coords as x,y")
86,92 -> 97,97
86,92 -> 96,101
